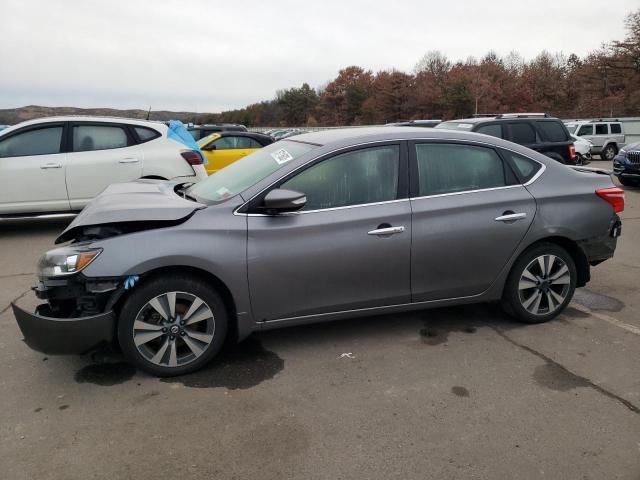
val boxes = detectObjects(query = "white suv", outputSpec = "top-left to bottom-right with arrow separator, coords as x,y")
0,117 -> 207,216
564,120 -> 625,160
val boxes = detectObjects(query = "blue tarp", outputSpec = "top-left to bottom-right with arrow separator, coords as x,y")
167,120 -> 207,165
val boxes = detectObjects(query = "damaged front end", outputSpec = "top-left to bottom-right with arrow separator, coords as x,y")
12,273 -> 129,355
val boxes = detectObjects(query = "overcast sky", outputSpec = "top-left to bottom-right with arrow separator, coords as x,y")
0,0 -> 637,113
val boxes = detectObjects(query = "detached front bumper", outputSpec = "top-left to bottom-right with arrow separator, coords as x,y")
12,303 -> 116,355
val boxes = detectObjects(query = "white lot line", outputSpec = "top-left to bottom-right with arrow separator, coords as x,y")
570,303 -> 640,336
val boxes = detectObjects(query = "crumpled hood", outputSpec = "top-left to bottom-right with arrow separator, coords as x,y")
56,180 -> 205,243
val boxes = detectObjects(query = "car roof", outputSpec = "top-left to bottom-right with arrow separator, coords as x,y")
0,116 -> 167,136
288,126 -> 525,149
218,131 -> 271,139
442,116 -> 561,125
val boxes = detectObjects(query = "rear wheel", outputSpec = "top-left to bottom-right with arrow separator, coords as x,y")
502,243 -> 576,324
118,275 -> 227,377
601,144 -> 617,161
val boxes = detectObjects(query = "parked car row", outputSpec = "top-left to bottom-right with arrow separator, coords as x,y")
264,128 -> 308,140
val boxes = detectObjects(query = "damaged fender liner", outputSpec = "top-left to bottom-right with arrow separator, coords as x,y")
12,303 -> 115,355
19,274 -> 129,354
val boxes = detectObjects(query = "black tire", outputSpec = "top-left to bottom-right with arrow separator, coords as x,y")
618,177 -> 636,187
502,243 -> 577,324
118,275 -> 228,377
601,144 -> 617,161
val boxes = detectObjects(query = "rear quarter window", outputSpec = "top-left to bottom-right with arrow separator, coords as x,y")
134,126 -> 161,143
610,123 -> 622,134
502,150 -> 542,183
536,121 -> 569,142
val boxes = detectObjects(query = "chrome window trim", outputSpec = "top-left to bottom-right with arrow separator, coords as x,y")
233,137 -> 546,217
241,198 -> 410,217
409,184 -> 523,201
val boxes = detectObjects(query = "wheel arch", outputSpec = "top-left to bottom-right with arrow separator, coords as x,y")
520,236 -> 590,287
140,175 -> 168,180
111,265 -> 240,341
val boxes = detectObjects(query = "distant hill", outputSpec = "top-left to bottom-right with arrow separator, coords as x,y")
0,105 -> 209,125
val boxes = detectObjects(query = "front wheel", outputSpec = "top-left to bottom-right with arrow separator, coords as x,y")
118,275 -> 228,377
502,243 -> 576,324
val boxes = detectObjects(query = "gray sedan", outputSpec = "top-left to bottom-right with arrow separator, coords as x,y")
13,127 -> 624,376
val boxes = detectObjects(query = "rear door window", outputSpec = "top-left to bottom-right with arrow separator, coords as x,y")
577,125 -> 593,136
414,143 -> 508,196
536,121 -> 568,142
73,125 -> 129,152
507,122 -> 536,144
475,124 -> 503,138
595,124 -> 608,135
610,123 -> 622,134
0,126 -> 64,158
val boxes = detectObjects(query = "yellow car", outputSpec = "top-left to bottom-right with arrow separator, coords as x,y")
198,131 -> 274,175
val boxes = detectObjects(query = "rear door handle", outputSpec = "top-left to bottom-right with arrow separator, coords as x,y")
495,212 -> 527,222
368,226 -> 405,236
119,157 -> 139,163
40,163 -> 62,169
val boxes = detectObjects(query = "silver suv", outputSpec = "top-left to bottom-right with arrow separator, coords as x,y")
565,120 -> 625,160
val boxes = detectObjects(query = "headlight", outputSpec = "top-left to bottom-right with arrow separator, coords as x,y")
619,147 -> 626,155
37,247 -> 102,277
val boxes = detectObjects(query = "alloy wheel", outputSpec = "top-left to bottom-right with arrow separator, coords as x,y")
518,254 -> 571,316
132,291 -> 215,367
603,146 -> 616,160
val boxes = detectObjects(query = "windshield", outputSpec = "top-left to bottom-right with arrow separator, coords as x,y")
435,122 -> 474,130
565,124 -> 578,134
187,140 -> 316,203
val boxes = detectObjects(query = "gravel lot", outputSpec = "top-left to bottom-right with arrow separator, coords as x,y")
1,160 -> 639,480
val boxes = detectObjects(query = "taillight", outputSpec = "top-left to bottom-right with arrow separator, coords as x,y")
181,150 -> 203,165
596,187 -> 624,213
569,144 -> 576,160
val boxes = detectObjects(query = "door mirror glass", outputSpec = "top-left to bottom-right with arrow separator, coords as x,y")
261,189 -> 307,213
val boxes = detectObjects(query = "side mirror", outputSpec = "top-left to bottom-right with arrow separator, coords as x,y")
261,189 -> 306,214
203,143 -> 216,151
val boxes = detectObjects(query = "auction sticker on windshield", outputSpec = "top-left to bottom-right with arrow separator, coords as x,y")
271,148 -> 294,165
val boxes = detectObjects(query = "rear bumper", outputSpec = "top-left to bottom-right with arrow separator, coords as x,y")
580,215 -> 621,266
12,303 -> 115,355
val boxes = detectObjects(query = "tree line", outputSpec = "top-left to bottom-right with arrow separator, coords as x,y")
198,10 -> 640,127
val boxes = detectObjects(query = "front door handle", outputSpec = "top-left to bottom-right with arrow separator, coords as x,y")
40,163 -> 62,169
495,212 -> 527,222
368,225 -> 405,236
119,157 -> 139,163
